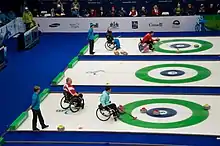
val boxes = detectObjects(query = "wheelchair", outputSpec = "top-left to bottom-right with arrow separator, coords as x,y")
105,41 -> 115,51
60,92 -> 84,113
138,39 -> 149,53
96,104 -> 114,121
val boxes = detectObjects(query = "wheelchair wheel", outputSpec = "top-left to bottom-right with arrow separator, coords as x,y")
69,100 -> 81,113
105,42 -> 115,51
138,42 -> 144,52
96,108 -> 111,121
60,96 -> 69,110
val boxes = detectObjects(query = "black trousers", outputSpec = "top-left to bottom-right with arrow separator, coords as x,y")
89,40 -> 94,54
146,40 -> 154,50
32,109 -> 45,130
107,103 -> 119,116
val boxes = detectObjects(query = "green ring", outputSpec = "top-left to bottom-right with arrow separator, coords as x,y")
135,64 -> 211,84
154,39 -> 213,53
120,99 -> 209,129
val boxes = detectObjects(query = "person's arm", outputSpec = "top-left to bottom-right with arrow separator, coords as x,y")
88,29 -> 91,40
135,11 -> 138,17
100,93 -> 107,106
31,94 -> 37,108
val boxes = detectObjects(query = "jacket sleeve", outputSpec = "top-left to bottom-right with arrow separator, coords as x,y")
88,29 -> 91,39
100,94 -> 106,106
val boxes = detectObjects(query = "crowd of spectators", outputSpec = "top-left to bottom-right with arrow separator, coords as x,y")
28,0 -> 220,17
0,10 -> 16,27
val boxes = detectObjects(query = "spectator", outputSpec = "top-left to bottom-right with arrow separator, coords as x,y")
217,4 -> 220,14
22,7 -> 35,30
118,7 -> 127,17
57,0 -> 64,12
108,6 -> 117,17
71,1 -> 80,17
31,86 -> 49,131
90,9 -> 97,17
173,3 -> 183,16
152,5 -> 160,16
55,4 -> 63,16
185,4 -> 195,15
198,4 -> 206,15
82,9 -> 90,17
207,4 -> 215,14
97,7 -> 105,17
139,6 -> 147,17
129,7 -> 138,17
71,0 -> 80,11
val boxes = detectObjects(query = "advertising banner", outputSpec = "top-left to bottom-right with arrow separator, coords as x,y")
35,16 -> 200,33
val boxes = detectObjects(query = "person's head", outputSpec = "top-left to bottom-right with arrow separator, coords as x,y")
210,4 -> 213,8
107,27 -> 112,33
90,23 -> 94,28
177,3 -> 180,7
105,86 -> 111,93
153,5 -> 158,9
66,77 -> 72,84
34,86 -> 41,94
188,4 -> 192,8
149,31 -> 154,35
142,7 -> 145,10
111,6 -> 115,11
57,4 -> 61,8
100,7 -> 103,11
25,7 -> 29,11
131,7 -> 135,12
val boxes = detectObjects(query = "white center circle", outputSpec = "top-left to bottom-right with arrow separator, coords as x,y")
168,71 -> 177,75
131,103 -> 192,123
159,110 -> 168,115
148,67 -> 198,80
159,41 -> 201,51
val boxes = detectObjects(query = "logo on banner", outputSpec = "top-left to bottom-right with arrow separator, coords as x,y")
49,23 -> 60,28
70,23 -> 80,28
132,21 -> 138,29
110,22 -> 119,29
149,23 -> 163,27
172,20 -> 180,28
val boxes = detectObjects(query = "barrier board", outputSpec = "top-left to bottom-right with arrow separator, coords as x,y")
35,16 -> 200,33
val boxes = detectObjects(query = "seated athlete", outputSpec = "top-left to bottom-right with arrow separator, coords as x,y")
63,77 -> 83,106
141,31 -> 160,51
100,86 -> 120,121
106,27 -> 127,55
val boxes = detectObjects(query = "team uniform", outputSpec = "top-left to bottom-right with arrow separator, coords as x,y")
106,30 -> 128,55
141,33 -> 158,51
106,30 -> 121,50
100,90 -> 120,120
63,83 -> 82,105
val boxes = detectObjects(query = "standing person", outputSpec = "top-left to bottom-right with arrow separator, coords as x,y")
31,86 -> 49,131
88,23 -> 95,55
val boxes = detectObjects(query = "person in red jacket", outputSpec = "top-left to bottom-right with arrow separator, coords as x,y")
141,31 -> 159,51
63,77 -> 83,106
152,5 -> 160,16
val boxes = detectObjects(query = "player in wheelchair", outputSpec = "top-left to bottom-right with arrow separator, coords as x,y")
139,31 -> 160,53
105,28 -> 128,55
96,87 -> 120,121
61,77 -> 84,112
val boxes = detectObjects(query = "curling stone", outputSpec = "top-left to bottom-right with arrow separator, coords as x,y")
194,44 -> 199,48
57,125 -> 65,131
152,109 -> 160,115
114,50 -> 119,55
118,105 -> 125,114
140,107 -> 147,113
203,104 -> 211,110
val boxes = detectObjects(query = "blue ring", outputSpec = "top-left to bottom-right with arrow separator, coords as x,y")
160,70 -> 185,76
170,43 -> 191,49
147,108 -> 177,118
